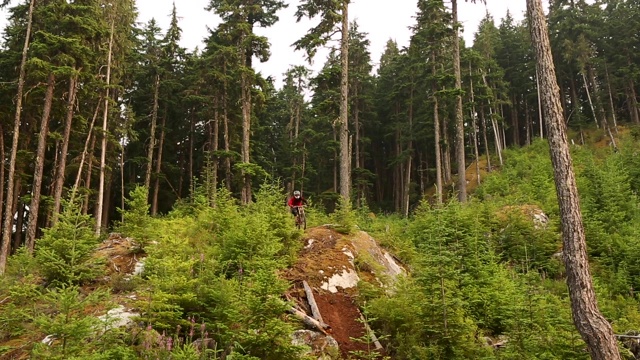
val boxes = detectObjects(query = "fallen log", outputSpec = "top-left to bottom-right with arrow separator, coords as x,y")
360,314 -> 383,350
303,280 -> 324,323
288,307 -> 330,335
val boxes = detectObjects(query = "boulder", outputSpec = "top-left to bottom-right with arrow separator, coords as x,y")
291,330 -> 340,360
98,305 -> 139,330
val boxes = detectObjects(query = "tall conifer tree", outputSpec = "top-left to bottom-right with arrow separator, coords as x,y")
295,0 -> 351,202
527,0 -> 621,358
208,0 -> 286,204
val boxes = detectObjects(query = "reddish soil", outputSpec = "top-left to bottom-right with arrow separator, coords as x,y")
313,291 -> 367,357
284,226 -> 385,359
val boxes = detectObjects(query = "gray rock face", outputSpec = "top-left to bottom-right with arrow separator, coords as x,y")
98,305 -> 139,330
291,330 -> 340,360
532,211 -> 549,229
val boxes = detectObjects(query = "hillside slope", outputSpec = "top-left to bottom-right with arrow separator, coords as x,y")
284,225 -> 405,358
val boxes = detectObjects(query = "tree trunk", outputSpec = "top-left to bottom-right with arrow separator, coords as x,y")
479,106 -> 492,172
490,109 -> 503,166
0,124 -> 4,239
559,80 -> 568,120
71,97 -> 101,203
25,73 -> 56,253
0,0 -> 35,274
333,124 -> 338,194
404,90 -> 413,217
339,0 -> 350,202
603,62 -> 618,134
120,132 -> 125,222
628,79 -> 640,125
212,97 -> 220,206
291,101 -> 299,192
12,186 -> 24,252
288,105 -> 295,143
419,151 -> 426,195
434,94 -> 443,206
223,96 -> 231,193
83,134 -> 96,215
178,148 -> 184,197
189,114 -> 194,197
395,124 -> 401,212
442,114 -> 452,184
586,68 -> 617,150
502,122 -> 507,154
469,65 -> 481,186
50,140 -> 60,204
354,84 -> 361,206
240,68 -> 252,204
96,18 -> 115,236
353,85 -> 362,169
301,143 -> 306,195
582,72 -> 599,128
374,156 -> 383,203
102,171 -> 112,229
536,71 -> 544,138
151,112 -> 166,215
569,75 -> 580,123
525,101 -> 532,146
511,94 -> 520,147
452,0 -> 466,203
295,101 -> 301,140
527,1 -> 621,358
482,74 -> 503,166
145,74 -> 160,195
51,73 -> 79,225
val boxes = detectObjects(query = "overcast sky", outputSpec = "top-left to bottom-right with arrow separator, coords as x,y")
1,0 -> 534,86
135,0 -> 530,84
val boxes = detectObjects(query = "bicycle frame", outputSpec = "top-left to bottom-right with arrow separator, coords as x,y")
293,206 -> 306,230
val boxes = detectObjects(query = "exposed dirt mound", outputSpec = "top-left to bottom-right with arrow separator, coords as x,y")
284,225 -> 405,358
95,233 -> 146,276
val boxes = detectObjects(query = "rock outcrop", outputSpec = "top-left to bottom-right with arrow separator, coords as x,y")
284,225 -> 405,358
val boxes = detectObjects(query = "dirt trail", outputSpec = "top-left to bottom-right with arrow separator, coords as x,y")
284,226 -> 391,358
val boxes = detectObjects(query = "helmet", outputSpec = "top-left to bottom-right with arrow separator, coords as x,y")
293,190 -> 301,197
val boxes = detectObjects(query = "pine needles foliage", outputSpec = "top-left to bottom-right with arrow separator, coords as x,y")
3,131 -> 640,359
125,183 -> 303,359
365,134 -> 640,359
331,196 -> 357,234
35,199 -> 102,286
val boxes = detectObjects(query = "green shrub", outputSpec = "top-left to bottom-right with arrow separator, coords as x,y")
35,200 -> 102,286
31,286 -> 106,359
330,196 -> 357,234
116,185 -> 153,250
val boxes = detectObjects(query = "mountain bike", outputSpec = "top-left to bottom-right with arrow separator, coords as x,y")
294,206 -> 306,230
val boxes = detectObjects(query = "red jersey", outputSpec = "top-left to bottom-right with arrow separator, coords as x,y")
288,196 -> 306,207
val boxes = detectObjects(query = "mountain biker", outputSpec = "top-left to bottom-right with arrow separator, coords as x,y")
287,190 -> 307,216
